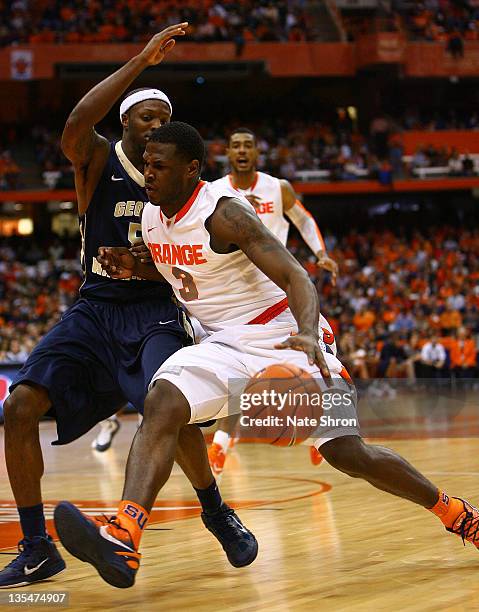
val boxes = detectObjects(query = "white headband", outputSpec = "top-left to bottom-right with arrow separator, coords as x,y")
119,89 -> 172,120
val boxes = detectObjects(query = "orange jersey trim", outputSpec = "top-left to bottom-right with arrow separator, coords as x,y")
247,297 -> 289,325
160,181 -> 206,225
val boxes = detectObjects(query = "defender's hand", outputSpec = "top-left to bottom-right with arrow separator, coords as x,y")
317,254 -> 338,286
275,332 -> 332,383
130,239 -> 152,263
97,247 -> 136,279
138,23 -> 188,66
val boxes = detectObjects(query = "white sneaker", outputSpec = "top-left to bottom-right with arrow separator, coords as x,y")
91,417 -> 121,452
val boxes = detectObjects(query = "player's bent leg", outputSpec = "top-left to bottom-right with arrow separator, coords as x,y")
55,380 -> 188,588
0,385 -> 65,588
320,436 -> 439,505
320,435 -> 479,549
176,424 -> 215,490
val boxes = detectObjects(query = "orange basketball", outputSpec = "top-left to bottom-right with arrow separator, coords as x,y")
241,363 -> 322,446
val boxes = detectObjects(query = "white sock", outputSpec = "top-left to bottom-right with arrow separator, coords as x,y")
213,430 -> 230,453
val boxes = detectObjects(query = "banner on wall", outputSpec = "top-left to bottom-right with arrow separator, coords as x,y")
10,49 -> 33,80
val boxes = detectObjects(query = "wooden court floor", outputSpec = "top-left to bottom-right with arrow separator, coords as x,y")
1,417 -> 479,612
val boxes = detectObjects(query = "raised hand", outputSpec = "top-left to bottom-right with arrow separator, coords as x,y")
138,23 -> 188,66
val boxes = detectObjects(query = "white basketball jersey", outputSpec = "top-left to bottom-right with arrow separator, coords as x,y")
214,172 -> 290,245
142,180 -> 287,334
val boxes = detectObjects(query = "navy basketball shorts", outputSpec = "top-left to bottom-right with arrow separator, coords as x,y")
10,297 -> 190,445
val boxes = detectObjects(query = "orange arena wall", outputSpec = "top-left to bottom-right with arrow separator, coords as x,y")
3,38 -> 479,81
2,178 -> 479,203
400,131 -> 479,155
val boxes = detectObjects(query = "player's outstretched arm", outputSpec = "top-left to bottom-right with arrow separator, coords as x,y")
281,180 -> 339,285
61,23 -> 188,214
97,246 -> 166,282
210,197 -> 331,379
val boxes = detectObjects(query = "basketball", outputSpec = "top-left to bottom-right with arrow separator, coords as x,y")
242,363 -> 322,446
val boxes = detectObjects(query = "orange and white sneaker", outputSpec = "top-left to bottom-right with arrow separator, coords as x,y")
446,498 -> 479,548
54,502 -> 141,588
208,443 -> 227,477
310,446 -> 324,466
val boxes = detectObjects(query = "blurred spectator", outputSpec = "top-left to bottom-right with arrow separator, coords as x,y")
377,333 -> 408,378
449,327 -> 477,379
4,339 -> 29,363
420,334 -> 447,378
0,150 -> 20,189
448,149 -> 463,176
462,153 -> 475,176
447,30 -> 464,58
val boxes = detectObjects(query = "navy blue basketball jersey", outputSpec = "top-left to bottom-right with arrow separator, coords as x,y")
79,141 -> 171,302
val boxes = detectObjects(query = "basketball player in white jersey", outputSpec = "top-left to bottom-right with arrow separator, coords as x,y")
55,122 -> 479,588
209,127 -> 338,474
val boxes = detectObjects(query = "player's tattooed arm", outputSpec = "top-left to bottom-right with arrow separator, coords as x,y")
210,197 -> 331,378
97,247 -> 166,282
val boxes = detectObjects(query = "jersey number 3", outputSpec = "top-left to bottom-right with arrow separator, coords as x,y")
172,266 -> 199,301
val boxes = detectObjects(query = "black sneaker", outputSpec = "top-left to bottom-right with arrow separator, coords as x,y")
201,504 -> 258,568
0,536 -> 65,588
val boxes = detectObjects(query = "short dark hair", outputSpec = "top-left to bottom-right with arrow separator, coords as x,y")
229,127 -> 257,145
149,122 -> 206,170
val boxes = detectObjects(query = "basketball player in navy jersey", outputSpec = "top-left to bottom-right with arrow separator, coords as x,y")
0,24 -> 256,588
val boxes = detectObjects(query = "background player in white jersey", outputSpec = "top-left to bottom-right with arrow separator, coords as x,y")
209,127 -> 339,474
54,122 -> 479,589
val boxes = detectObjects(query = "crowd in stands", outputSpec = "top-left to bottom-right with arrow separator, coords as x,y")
0,0 -> 315,48
204,113 -> 479,182
0,236 -> 81,362
289,224 -> 479,382
342,0 -> 479,49
3,0 -> 479,50
16,111 -> 479,191
1,226 -> 477,388
32,125 -> 75,189
397,0 -> 479,47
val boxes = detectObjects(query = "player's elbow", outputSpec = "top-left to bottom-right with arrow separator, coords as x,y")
61,118 -> 78,159
61,109 -> 87,158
